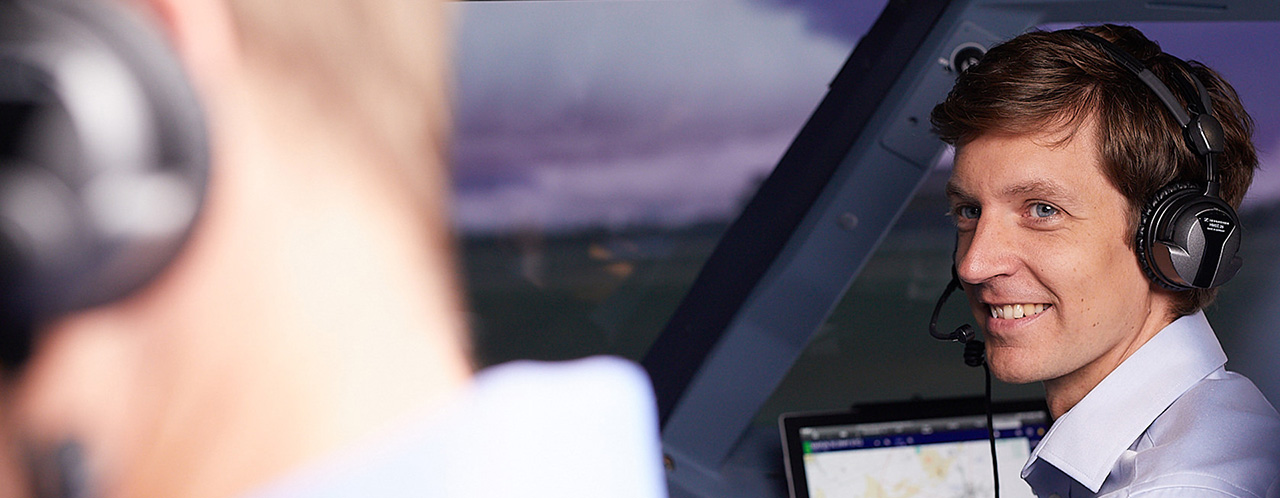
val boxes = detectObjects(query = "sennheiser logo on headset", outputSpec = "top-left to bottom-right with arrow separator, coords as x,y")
1199,213 -> 1231,234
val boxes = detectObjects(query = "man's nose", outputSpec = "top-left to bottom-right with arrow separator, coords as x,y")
955,218 -> 1016,285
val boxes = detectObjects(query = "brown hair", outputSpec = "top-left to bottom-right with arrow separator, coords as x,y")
930,24 -> 1257,317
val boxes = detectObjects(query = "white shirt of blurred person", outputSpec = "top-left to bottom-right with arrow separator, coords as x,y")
932,25 -> 1280,496
0,0 -> 666,497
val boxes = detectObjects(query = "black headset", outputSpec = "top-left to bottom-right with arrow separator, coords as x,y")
0,0 -> 208,367
1063,29 -> 1242,292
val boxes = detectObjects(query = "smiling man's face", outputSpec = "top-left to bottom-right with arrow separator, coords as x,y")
946,118 -> 1175,400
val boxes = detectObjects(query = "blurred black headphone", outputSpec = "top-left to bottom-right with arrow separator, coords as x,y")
1063,29 -> 1242,292
0,0 -> 208,367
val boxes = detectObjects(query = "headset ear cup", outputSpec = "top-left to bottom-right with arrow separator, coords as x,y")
1137,181 -> 1242,291
0,1 -> 208,329
1136,182 -> 1199,291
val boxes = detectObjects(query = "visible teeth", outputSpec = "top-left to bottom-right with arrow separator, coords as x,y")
990,303 -> 1050,319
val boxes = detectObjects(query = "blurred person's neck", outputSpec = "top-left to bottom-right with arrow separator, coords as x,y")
5,61 -> 473,498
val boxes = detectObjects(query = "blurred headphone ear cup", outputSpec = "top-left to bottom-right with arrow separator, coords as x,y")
1137,182 -> 1241,291
0,1 -> 208,329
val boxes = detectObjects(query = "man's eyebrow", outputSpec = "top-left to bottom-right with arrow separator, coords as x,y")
1001,180 -> 1075,202
944,179 -> 1077,203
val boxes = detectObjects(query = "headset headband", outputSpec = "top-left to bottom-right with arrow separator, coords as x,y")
1062,29 -> 1225,187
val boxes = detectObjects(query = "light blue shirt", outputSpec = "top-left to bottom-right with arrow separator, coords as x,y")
245,356 -> 669,498
1022,312 -> 1280,497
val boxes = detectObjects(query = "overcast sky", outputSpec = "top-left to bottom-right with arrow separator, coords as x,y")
449,1 -> 1280,234
449,1 -> 862,234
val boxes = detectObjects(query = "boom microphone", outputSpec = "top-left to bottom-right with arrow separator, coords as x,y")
929,266 -> 985,367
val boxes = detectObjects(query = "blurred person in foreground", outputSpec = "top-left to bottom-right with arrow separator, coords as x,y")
932,24 -> 1280,496
0,0 -> 667,496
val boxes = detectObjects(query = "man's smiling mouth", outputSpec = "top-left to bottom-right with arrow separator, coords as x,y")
989,303 -> 1053,319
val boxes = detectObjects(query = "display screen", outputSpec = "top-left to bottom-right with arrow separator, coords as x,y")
781,398 -> 1049,498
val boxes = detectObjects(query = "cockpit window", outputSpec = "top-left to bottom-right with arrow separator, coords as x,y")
451,0 -> 881,367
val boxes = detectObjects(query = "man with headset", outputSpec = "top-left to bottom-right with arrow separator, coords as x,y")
931,24 -> 1280,497
0,0 -> 665,496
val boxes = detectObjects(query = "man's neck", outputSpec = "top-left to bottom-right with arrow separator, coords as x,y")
1042,303 -> 1177,419
8,85 -> 474,498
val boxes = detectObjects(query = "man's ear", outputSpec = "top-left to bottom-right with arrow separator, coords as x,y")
115,0 -> 240,98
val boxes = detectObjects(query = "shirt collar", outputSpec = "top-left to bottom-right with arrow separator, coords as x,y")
1020,311 -> 1227,492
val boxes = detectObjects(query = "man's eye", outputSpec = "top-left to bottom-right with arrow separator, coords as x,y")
1031,203 -> 1058,218
956,206 -> 981,219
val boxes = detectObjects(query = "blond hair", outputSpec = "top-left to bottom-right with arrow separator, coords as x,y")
227,0 -> 452,209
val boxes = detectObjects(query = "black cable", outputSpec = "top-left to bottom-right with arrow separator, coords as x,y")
930,273 -> 974,343
984,361 -> 999,498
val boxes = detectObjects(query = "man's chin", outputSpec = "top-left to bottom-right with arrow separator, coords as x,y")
991,371 -> 1044,385
986,352 -> 1052,385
